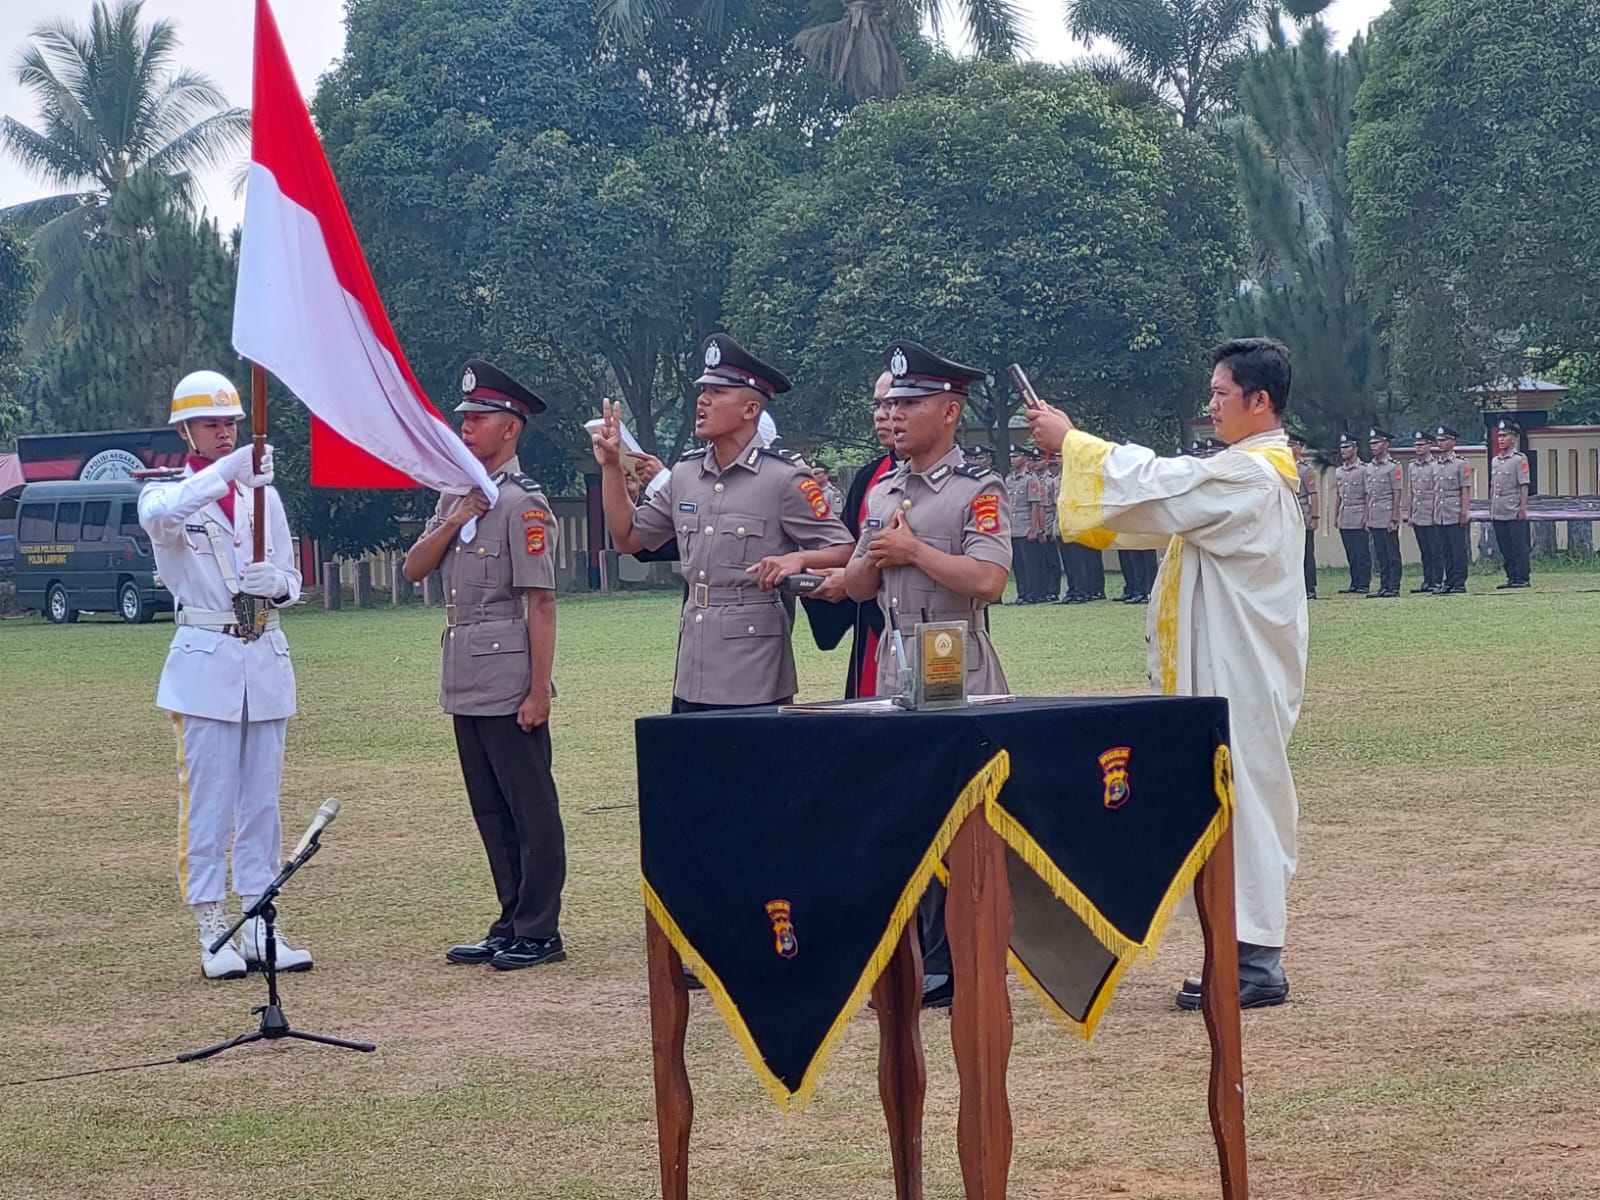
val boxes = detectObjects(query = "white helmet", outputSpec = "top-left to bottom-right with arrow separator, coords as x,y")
169,370 -> 244,424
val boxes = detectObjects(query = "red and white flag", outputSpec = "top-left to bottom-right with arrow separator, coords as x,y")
232,0 -> 494,499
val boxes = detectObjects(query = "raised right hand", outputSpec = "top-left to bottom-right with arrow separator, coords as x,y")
590,398 -> 625,468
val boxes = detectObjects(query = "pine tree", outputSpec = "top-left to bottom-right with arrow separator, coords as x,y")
1225,18 -> 1385,443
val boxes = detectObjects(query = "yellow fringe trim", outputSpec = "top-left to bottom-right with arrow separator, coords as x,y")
641,749 -> 1012,1113
987,742 -> 1234,1041
1154,534 -> 1186,695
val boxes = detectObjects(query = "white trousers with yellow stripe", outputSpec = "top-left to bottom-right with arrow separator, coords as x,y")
170,709 -> 286,905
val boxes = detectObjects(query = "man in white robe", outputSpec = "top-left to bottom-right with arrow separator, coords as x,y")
1028,337 -> 1307,1008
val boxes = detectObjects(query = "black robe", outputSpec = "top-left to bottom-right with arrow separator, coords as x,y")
801,453 -> 895,698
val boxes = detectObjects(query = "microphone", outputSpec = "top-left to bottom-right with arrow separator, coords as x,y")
290,798 -> 340,859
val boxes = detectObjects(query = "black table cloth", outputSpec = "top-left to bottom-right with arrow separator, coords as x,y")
636,695 -> 1232,1110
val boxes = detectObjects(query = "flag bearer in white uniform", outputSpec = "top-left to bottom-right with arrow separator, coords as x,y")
138,370 -> 311,980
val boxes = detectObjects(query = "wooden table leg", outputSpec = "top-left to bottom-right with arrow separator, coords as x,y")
645,913 -> 692,1200
1196,830 -> 1249,1200
946,809 -> 1013,1200
872,923 -> 926,1200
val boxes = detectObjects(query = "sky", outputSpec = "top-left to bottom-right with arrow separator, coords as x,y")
0,0 -> 1393,231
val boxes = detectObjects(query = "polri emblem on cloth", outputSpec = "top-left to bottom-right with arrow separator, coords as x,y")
704,340 -> 722,369
461,368 -> 477,393
798,477 -> 831,518
971,493 -> 1001,534
1098,746 -> 1131,810
765,899 -> 798,959
890,347 -> 908,377
526,524 -> 546,555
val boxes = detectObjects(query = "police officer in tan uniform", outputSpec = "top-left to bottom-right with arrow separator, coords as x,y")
594,334 -> 854,710
1432,425 -> 1472,594
1289,432 -> 1318,598
845,340 -> 1011,1006
1490,418 -> 1532,588
1406,430 -> 1442,593
1365,427 -> 1403,597
404,361 -> 567,972
1334,433 -> 1371,593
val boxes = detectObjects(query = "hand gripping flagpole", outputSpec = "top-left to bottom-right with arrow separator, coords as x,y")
252,362 -> 268,562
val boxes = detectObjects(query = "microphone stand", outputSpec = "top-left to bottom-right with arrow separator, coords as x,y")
179,834 -> 375,1062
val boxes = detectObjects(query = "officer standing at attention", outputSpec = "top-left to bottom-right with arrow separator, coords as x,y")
138,370 -> 309,980
1432,426 -> 1473,594
1005,446 -> 1036,603
814,466 -> 846,517
1289,433 -> 1319,599
1406,431 -> 1442,593
844,340 -> 1011,1007
1334,433 -> 1371,594
1490,418 -> 1532,588
1365,428 -> 1403,598
593,334 -> 854,711
404,361 -> 567,972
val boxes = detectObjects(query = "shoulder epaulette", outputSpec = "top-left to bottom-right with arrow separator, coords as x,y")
954,464 -> 997,481
758,446 -> 807,467
504,471 -> 543,495
680,447 -> 709,460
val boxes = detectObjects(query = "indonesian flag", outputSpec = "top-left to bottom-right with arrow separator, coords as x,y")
232,0 -> 494,499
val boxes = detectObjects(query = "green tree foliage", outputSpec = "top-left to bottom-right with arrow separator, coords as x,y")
724,60 -> 1243,453
33,172 -> 238,433
1225,18 -> 1385,443
601,0 -> 1024,101
0,228 -> 39,450
0,0 -> 248,340
1061,0 -> 1331,128
314,0 -> 848,487
1350,0 -> 1600,403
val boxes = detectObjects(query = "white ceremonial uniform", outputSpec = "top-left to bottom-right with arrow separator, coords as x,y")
1056,428 -> 1307,947
138,462 -> 301,906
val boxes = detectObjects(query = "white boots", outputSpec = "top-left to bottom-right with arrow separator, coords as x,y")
193,901 -> 247,980
239,896 -> 314,973
191,898 -> 314,978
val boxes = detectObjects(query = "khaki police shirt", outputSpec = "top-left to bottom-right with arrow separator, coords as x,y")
1044,471 -> 1061,538
1408,457 -> 1438,527
631,432 -> 853,706
1490,451 -> 1530,520
1365,454 -> 1403,529
427,459 -> 558,717
1433,454 -> 1472,525
1005,470 -> 1027,535
1296,463 -> 1317,525
1335,460 -> 1369,529
852,444 -> 1011,697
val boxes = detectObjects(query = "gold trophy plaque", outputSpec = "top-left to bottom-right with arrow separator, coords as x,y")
913,620 -> 969,709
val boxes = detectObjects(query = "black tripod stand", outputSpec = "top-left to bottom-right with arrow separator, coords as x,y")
179,836 -> 375,1062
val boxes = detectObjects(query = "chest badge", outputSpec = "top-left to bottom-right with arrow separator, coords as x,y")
678,501 -> 698,513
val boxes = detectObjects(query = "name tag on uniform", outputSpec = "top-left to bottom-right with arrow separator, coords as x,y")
866,518 -> 883,530
678,502 -> 698,513
184,524 -> 206,533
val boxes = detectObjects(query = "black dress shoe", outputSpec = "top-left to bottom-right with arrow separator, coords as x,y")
1306,591 -> 1317,600
920,974 -> 953,1009
1511,580 -> 1531,588
1175,976 -> 1288,1011
1496,581 -> 1515,589
489,935 -> 566,971
682,965 -> 706,990
446,934 -> 512,965
1410,585 -> 1432,593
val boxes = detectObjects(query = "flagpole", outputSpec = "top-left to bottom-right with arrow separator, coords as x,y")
252,362 -> 267,562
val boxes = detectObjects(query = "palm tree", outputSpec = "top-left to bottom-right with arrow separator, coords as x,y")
1,0 -> 249,337
1060,0 -> 1332,127
599,0 -> 1026,100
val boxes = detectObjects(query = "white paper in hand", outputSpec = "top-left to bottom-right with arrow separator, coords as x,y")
585,415 -> 645,479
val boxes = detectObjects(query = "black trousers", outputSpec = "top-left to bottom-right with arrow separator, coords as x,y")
1029,538 -> 1060,598
1493,520 -> 1532,583
1439,523 -> 1469,589
1119,548 -> 1157,598
1370,527 -> 1401,594
1066,543 -> 1105,598
1302,532 -> 1317,596
1339,527 -> 1371,591
453,714 -> 566,940
919,880 -> 950,978
1010,537 -> 1033,599
1414,525 -> 1441,588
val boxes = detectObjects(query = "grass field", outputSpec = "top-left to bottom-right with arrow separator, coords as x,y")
2,563 -> 1598,1200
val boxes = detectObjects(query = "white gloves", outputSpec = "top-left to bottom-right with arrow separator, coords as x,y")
216,443 -> 275,488
239,560 -> 290,599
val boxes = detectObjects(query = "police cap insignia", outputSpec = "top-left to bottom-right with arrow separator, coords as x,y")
455,359 -> 546,419
694,333 -> 790,395
890,347 -> 909,378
